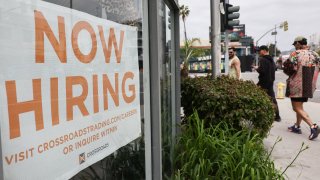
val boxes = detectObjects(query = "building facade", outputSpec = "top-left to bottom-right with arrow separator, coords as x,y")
0,0 -> 180,179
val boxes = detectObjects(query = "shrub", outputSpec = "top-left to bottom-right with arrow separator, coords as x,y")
174,112 -> 283,179
181,75 -> 274,137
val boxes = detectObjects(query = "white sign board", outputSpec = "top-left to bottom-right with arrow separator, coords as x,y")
0,0 -> 141,179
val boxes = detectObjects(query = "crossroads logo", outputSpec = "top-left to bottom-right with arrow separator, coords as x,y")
79,153 -> 86,164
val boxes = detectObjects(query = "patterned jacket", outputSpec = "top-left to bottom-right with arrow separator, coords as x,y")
287,49 -> 320,98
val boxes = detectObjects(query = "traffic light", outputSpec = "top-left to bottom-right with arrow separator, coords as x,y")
225,4 -> 240,31
220,0 -> 226,32
283,21 -> 288,31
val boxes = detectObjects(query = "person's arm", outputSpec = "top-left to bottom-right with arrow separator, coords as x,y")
234,58 -> 241,79
256,59 -> 265,74
311,51 -> 320,65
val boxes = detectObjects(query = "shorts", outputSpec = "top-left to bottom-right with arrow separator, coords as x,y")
291,97 -> 308,102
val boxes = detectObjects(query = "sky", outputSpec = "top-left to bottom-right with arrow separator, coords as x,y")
179,0 -> 320,52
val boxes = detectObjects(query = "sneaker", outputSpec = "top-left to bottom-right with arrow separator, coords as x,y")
288,125 -> 302,134
309,124 -> 320,140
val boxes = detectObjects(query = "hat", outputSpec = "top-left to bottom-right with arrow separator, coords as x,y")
292,36 -> 307,45
258,45 -> 269,52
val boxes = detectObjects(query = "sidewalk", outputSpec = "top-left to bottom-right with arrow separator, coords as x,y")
264,98 -> 320,180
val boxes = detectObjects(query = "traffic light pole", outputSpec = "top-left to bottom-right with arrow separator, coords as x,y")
255,22 -> 287,64
255,26 -> 278,65
210,0 -> 221,78
222,0 -> 239,73
224,31 -> 229,74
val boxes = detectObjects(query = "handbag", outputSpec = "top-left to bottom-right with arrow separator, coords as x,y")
285,79 -> 290,97
283,59 -> 296,76
302,66 -> 315,98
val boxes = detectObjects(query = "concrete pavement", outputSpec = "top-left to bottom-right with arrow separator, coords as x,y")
264,98 -> 320,180
241,71 -> 320,179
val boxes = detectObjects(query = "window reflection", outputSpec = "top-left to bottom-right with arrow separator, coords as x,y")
161,3 -> 174,179
43,0 -> 142,24
41,0 -> 145,179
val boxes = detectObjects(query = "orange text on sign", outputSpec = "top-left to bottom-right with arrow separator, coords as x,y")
5,10 -> 137,140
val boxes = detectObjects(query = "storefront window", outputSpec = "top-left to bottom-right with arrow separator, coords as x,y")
0,0 -> 180,179
56,0 -> 147,179
160,2 -> 175,179
0,0 -> 146,179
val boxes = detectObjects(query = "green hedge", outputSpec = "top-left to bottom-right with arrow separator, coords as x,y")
181,75 -> 274,137
174,112 -> 283,179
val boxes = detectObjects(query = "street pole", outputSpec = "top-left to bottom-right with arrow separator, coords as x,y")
256,22 -> 287,64
210,0 -> 221,78
255,41 -> 259,66
274,24 -> 277,60
224,0 -> 229,74
224,31 -> 229,74
255,27 -> 276,65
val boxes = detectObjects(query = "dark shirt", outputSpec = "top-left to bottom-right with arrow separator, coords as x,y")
257,55 -> 276,89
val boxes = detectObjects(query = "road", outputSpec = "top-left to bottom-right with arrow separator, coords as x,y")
241,70 -> 320,103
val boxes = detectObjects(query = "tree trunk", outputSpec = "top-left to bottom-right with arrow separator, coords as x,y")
181,63 -> 189,79
183,20 -> 187,41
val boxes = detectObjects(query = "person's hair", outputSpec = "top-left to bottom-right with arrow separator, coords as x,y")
259,45 -> 269,52
228,47 -> 236,52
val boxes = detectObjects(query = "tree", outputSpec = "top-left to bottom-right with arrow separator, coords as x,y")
179,5 -> 190,42
180,38 -> 200,78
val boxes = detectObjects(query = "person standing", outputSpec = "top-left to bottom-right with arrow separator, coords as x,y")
228,47 -> 241,79
286,36 -> 320,140
252,45 -> 281,122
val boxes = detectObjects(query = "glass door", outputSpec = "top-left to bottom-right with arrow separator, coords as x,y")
160,2 -> 176,179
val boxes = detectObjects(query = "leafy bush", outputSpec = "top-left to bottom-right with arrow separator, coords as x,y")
174,112 -> 283,179
181,75 -> 274,137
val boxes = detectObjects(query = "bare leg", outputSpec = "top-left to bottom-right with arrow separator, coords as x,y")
291,101 -> 303,126
296,113 -> 303,126
291,101 -> 314,127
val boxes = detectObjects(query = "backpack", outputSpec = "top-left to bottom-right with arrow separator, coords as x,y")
283,59 -> 296,76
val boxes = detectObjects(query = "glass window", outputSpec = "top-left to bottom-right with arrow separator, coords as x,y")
41,0 -> 146,179
160,2 -> 175,179
0,0 -> 179,179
